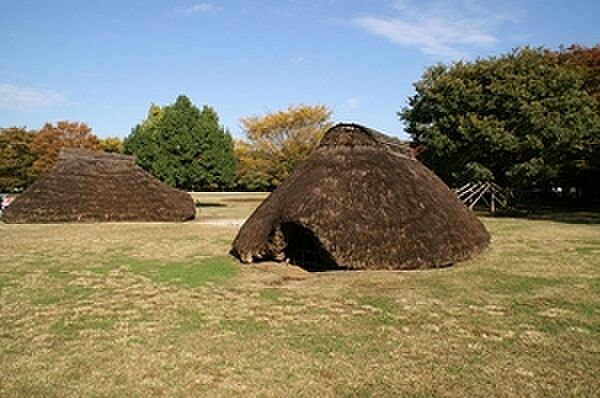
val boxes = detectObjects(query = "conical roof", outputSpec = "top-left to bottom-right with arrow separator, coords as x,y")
231,123 -> 489,270
2,149 -> 195,223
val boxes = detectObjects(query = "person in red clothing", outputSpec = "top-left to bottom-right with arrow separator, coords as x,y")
1,195 -> 14,212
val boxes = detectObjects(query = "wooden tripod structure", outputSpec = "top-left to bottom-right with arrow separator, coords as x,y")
454,182 -> 510,214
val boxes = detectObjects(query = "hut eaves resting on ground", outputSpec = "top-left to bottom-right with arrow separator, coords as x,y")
231,123 -> 490,271
2,149 -> 195,223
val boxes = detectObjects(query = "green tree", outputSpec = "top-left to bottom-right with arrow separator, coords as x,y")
124,96 -> 236,190
400,47 -> 600,198
558,44 -> 600,200
123,104 -> 164,172
0,127 -> 36,191
237,104 -> 332,189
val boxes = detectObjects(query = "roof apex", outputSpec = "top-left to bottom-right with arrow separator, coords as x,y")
59,148 -> 136,163
320,123 -> 413,157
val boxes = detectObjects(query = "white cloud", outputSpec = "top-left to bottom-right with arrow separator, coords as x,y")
353,0 -> 513,58
291,56 -> 305,64
174,3 -> 221,16
0,82 -> 65,110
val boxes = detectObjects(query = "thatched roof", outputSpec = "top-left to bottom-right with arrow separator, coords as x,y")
231,123 -> 490,271
2,149 -> 195,223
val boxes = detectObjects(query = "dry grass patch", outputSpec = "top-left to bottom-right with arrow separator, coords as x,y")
1,198 -> 599,397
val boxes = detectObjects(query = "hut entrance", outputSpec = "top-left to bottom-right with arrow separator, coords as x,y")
280,223 -> 339,272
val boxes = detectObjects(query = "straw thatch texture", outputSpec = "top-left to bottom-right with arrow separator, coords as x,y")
2,149 -> 195,223
231,123 -> 490,270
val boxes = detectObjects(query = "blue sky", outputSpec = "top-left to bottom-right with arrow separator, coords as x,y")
1,0 -> 599,140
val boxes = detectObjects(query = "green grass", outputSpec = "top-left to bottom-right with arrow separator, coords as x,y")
0,195 -> 598,397
128,256 -> 238,288
50,315 -> 117,339
259,287 -> 282,301
291,333 -> 364,356
30,286 -> 93,305
220,319 -> 269,336
0,274 -> 14,292
176,309 -> 208,333
356,296 -> 397,313
476,269 -> 562,294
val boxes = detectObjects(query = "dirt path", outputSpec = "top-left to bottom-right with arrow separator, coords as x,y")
197,218 -> 247,226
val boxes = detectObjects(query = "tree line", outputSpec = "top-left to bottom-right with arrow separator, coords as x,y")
0,121 -> 122,191
2,44 -> 598,202
0,97 -> 331,192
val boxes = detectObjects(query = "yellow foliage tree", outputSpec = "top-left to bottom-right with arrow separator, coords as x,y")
100,137 -> 124,153
238,104 -> 332,189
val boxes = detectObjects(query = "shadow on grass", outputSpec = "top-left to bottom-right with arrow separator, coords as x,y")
222,198 -> 265,203
479,209 -> 600,225
526,211 -> 600,225
197,202 -> 227,208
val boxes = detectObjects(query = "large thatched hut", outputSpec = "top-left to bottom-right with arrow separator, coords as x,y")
231,123 -> 490,271
2,149 -> 195,223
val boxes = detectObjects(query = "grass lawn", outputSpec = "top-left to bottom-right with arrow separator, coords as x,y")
0,193 -> 598,397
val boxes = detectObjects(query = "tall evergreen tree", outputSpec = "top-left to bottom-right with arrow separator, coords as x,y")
124,95 -> 236,190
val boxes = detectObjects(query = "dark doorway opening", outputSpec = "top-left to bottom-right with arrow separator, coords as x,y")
280,222 -> 341,272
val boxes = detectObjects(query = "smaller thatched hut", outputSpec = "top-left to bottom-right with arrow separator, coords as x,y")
231,123 -> 490,271
2,149 -> 195,223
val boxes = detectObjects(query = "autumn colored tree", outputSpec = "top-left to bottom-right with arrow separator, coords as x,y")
559,44 -> 600,110
30,121 -> 101,174
100,137 -> 124,153
234,140 -> 273,191
237,104 -> 332,189
124,96 -> 236,190
400,47 -> 600,200
0,127 -> 36,191
557,44 -> 600,200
